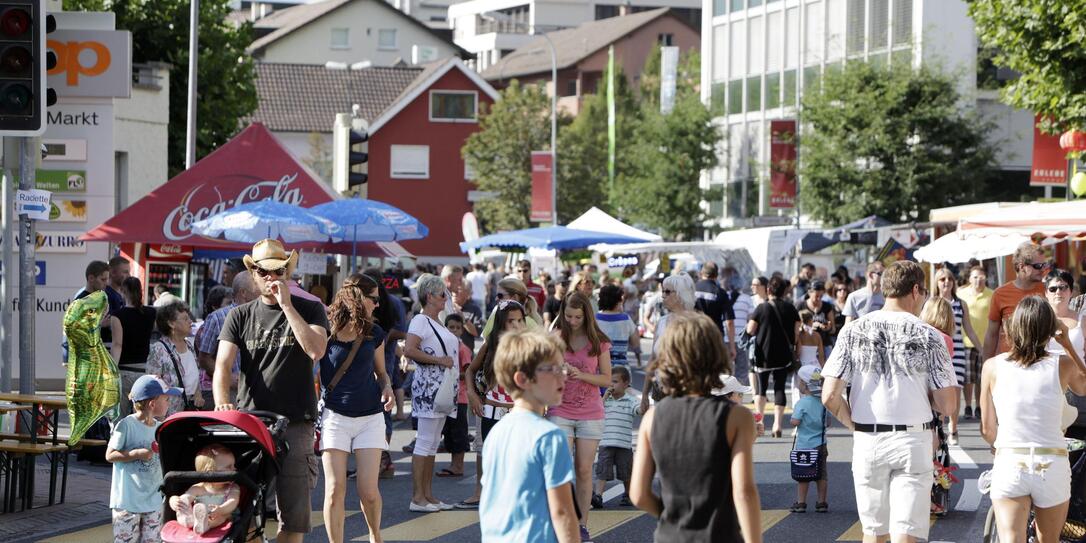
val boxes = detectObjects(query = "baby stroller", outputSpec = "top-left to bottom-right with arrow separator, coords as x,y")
156,410 -> 289,543
931,416 -> 957,516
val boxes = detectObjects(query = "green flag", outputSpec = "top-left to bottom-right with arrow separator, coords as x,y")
607,45 -> 616,192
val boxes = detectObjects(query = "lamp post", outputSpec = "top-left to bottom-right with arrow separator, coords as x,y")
482,12 -> 559,225
185,0 -> 199,169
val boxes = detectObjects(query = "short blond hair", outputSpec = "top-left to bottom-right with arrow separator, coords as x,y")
493,329 -> 564,397
921,297 -> 955,337
194,444 -> 233,473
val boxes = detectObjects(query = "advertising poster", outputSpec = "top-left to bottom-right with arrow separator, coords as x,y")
530,151 -> 554,222
769,120 -> 797,209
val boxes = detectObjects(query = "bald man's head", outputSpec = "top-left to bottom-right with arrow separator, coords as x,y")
232,271 -> 259,304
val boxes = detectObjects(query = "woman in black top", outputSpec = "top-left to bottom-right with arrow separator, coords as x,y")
109,276 -> 158,417
746,276 -> 801,437
629,312 -> 761,543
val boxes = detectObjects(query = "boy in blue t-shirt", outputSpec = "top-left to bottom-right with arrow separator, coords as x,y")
480,329 -> 580,543
108,375 -> 182,542
790,365 -> 829,513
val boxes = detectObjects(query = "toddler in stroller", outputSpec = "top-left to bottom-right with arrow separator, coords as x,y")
170,444 -> 242,535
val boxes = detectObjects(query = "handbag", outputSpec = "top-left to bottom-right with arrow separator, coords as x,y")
159,339 -> 196,411
314,335 -> 364,450
789,412 -> 827,482
766,302 -> 801,373
424,318 -> 458,416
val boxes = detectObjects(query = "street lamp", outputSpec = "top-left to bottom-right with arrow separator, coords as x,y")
481,12 -> 558,225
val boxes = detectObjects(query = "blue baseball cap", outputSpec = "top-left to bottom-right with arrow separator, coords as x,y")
130,375 -> 183,401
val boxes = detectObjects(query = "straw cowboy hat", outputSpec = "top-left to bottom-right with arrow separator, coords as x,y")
243,239 -> 298,275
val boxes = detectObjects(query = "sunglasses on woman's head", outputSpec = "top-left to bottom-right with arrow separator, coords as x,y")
497,299 -> 524,311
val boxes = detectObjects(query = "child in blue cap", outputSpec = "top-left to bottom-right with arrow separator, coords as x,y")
107,375 -> 182,542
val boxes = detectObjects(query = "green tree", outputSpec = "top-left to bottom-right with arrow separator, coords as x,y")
799,62 -> 997,225
969,0 -> 1086,131
556,66 -> 640,219
66,0 -> 258,176
462,80 -> 553,233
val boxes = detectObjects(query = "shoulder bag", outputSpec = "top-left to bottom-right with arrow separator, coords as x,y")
424,318 -> 458,416
158,339 -> 196,411
789,409 -> 827,482
314,335 -> 364,450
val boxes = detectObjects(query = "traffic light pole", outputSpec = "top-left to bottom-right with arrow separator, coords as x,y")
1,167 -> 12,393
17,136 -> 36,394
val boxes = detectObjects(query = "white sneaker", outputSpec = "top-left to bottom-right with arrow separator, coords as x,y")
409,501 -> 440,513
435,501 -> 455,511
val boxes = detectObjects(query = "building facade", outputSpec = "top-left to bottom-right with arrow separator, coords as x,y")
450,0 -> 702,72
700,0 -> 1033,226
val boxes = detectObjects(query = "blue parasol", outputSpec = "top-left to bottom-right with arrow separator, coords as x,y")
191,200 -> 341,244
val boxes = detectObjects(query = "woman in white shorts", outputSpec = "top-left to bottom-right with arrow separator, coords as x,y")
980,296 -> 1086,543
318,274 -> 395,543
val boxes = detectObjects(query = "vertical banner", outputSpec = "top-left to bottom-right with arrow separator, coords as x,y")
769,120 -> 798,209
530,151 -> 554,222
660,46 -> 679,114
1030,115 -> 1067,186
607,46 -> 616,192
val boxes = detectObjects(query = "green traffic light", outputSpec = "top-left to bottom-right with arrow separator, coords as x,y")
0,83 -> 31,113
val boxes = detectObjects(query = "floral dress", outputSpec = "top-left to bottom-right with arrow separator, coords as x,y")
146,337 -> 196,416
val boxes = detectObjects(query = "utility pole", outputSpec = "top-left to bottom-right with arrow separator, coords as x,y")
18,137 -> 38,394
185,0 -> 199,168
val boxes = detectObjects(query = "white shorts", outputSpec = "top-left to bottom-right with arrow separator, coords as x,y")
990,451 -> 1071,508
851,430 -> 934,539
320,410 -> 388,453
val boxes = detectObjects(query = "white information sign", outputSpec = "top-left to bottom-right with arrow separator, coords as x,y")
16,189 -> 52,220
297,252 -> 329,275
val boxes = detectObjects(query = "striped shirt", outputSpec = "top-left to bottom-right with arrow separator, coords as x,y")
600,393 -> 639,449
950,298 -> 966,385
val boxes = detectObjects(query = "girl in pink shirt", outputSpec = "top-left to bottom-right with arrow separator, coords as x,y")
550,292 -> 612,539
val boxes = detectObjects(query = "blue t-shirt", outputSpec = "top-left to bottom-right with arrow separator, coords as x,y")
791,395 -> 827,450
108,414 -> 163,513
481,410 -> 575,543
596,312 -> 636,364
320,324 -> 387,418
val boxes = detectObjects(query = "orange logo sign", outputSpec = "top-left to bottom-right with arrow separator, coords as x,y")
47,40 -> 112,86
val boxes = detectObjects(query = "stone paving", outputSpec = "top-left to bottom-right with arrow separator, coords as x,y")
1,458 -> 113,543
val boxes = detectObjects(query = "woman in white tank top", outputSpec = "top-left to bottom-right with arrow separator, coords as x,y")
980,296 -> 1086,543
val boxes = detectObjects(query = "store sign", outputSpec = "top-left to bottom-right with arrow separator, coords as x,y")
0,261 -> 46,285
607,255 -> 639,268
34,230 -> 86,253
31,169 -> 87,192
530,151 -> 554,222
16,189 -> 52,220
47,30 -> 133,98
296,253 -> 328,275
147,244 -> 193,259
49,198 -> 88,222
164,173 -> 305,241
1030,116 -> 1067,186
769,120 -> 797,209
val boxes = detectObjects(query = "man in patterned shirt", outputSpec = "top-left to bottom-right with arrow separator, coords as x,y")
195,271 -> 258,407
821,260 -> 959,543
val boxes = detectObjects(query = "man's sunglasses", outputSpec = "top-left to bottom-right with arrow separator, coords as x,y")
254,267 -> 286,278
1027,262 -> 1049,270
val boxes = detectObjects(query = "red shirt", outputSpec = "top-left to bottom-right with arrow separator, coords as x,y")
525,279 -> 546,310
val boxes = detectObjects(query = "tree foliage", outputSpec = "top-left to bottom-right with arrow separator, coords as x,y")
462,80 -> 554,233
969,0 -> 1086,131
65,0 -> 258,176
799,62 -> 997,224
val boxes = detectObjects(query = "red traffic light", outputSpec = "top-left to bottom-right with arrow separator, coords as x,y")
0,7 -> 30,38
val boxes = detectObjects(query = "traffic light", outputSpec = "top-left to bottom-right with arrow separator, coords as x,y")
333,112 -> 369,193
0,0 -> 51,136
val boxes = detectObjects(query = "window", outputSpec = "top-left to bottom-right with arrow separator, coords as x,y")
595,5 -> 619,19
746,75 -> 761,112
713,0 -> 727,17
728,79 -> 743,114
750,0 -> 762,6
390,145 -> 429,179
730,20 -> 745,76
893,0 -> 914,45
711,82 -> 727,115
846,0 -> 865,55
330,28 -> 349,49
783,69 -> 797,107
804,2 -> 823,64
749,16 -> 763,74
785,7 -> 799,68
565,79 -> 577,97
765,72 -> 780,109
766,11 -> 782,71
826,0 -> 846,61
378,29 -> 397,50
713,25 -> 727,81
430,91 -> 477,122
803,65 -> 821,93
731,0 -> 745,12
658,33 -> 674,46
869,0 -> 889,51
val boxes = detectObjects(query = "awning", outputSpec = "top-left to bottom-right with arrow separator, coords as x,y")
798,215 -> 890,253
913,229 -> 1054,263
81,123 -> 407,258
460,226 -> 648,252
566,207 -> 661,242
958,200 -> 1086,241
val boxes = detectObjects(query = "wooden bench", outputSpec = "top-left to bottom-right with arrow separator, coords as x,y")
0,439 -> 73,511
0,432 -> 107,448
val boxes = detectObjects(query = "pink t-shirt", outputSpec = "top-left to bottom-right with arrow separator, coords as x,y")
456,343 -> 472,405
547,340 -> 611,421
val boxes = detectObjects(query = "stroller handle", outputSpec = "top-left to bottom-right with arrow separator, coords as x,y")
242,410 -> 289,438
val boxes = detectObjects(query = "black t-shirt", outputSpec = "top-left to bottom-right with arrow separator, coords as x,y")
459,299 -> 484,351
543,296 -> 562,318
114,305 -> 158,369
694,279 -> 736,335
795,299 -> 834,345
750,300 -> 800,368
319,325 -> 387,418
220,296 -> 330,422
75,286 -> 124,344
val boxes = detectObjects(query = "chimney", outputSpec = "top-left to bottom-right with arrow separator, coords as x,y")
618,0 -> 632,16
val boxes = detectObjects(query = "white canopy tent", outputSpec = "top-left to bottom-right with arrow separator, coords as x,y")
567,207 -> 662,242
714,226 -> 812,275
957,200 -> 1086,241
913,229 -> 1057,263
589,240 -> 759,283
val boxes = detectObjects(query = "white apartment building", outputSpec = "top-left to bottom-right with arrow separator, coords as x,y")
450,0 -> 703,71
386,0 -> 463,29
701,0 -> 1033,225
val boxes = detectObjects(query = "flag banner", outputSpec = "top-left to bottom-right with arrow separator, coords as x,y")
1030,115 -> 1068,187
769,120 -> 798,209
531,151 -> 554,222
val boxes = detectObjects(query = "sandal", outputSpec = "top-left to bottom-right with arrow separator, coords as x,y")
454,500 -> 480,509
789,502 -> 807,513
435,468 -> 463,478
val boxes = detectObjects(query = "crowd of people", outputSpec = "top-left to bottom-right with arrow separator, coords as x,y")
69,236 -> 1086,543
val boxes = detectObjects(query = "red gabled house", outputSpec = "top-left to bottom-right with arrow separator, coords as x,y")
252,57 -> 499,261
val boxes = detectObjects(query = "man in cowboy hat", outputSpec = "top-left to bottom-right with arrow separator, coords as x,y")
213,239 -> 329,543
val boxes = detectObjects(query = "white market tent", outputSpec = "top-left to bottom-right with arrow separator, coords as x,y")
589,240 -> 760,283
714,226 -> 812,275
913,229 -> 1056,263
567,207 -> 662,242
